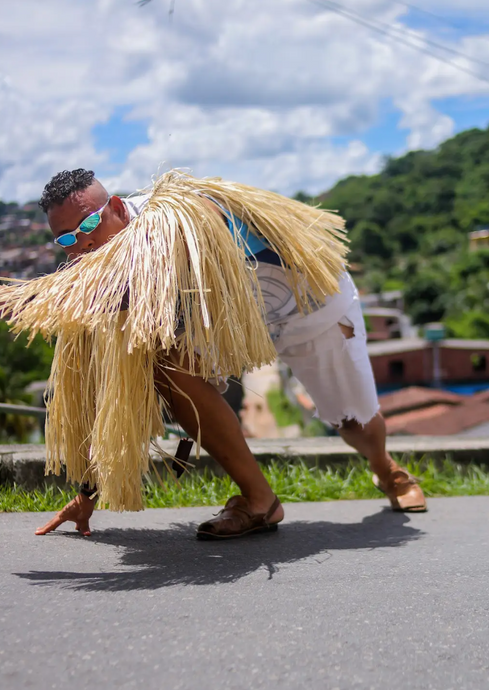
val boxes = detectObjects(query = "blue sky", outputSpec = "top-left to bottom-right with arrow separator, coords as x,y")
402,4 -> 489,36
0,0 -> 488,201
93,107 -> 150,172
354,95 -> 489,155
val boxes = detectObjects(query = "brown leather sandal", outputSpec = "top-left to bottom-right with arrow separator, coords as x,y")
372,468 -> 427,512
196,495 -> 282,540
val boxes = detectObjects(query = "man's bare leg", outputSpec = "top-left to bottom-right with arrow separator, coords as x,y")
337,412 -> 427,510
155,356 -> 284,523
337,412 -> 398,481
37,352 -> 283,536
335,323 -> 399,481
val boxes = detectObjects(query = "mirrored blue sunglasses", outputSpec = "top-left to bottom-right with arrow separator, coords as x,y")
54,197 -> 111,248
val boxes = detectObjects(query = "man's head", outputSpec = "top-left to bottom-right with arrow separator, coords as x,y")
40,169 -> 130,259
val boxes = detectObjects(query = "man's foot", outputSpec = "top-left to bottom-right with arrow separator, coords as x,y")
373,468 -> 427,512
196,495 -> 283,540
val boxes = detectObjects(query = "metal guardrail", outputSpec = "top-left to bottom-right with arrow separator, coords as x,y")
0,404 -> 186,436
0,402 -> 46,419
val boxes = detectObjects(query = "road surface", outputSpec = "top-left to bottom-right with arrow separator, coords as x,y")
1,497 -> 488,689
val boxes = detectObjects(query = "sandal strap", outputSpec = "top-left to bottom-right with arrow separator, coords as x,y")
263,495 -> 281,524
221,495 -> 280,522
378,468 -> 419,493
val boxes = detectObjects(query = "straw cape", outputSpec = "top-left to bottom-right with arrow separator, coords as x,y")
0,171 -> 349,511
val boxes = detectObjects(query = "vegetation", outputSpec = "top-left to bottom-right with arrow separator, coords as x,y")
316,126 -> 489,335
266,388 -> 304,428
1,457 -> 488,512
0,322 -> 53,441
266,387 -> 330,435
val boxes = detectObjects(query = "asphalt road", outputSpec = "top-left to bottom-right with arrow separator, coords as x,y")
1,497 -> 488,690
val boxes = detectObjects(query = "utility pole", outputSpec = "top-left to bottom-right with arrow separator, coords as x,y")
424,323 -> 446,389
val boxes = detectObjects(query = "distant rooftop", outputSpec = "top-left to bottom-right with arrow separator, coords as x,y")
380,385 -> 489,435
363,307 -> 403,318
368,337 -> 489,357
360,290 -> 403,306
469,228 -> 489,239
380,386 -> 462,417
368,338 -> 427,356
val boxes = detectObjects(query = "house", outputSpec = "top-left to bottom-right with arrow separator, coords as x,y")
368,338 -> 489,388
360,289 -> 404,311
469,227 -> 489,252
363,307 -> 415,342
380,386 -> 489,436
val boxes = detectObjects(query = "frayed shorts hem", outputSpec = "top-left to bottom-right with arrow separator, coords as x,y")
316,404 -> 380,429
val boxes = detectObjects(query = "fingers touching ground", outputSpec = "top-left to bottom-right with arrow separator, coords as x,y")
35,513 -> 67,535
35,494 -> 95,536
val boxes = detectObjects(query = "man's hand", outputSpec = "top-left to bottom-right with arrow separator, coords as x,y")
35,493 -> 96,536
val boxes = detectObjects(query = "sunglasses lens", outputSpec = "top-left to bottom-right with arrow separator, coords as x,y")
79,213 -> 100,233
57,233 -> 77,247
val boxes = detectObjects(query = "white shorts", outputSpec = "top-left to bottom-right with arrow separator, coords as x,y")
272,299 -> 379,427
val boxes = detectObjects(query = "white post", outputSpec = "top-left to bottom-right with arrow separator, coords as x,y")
433,341 -> 441,388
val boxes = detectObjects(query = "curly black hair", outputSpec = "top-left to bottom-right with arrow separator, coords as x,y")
39,169 -> 96,213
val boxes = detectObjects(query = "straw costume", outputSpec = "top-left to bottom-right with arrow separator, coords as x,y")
0,171 -> 348,512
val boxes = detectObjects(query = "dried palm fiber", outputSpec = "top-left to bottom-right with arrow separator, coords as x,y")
0,170 -> 348,511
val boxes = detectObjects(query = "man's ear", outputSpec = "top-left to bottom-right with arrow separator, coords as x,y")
110,195 -> 129,223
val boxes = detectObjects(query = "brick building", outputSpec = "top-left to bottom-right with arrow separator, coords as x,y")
363,308 -> 402,341
368,338 -> 489,388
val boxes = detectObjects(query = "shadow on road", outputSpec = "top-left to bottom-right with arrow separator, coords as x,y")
16,508 -> 424,592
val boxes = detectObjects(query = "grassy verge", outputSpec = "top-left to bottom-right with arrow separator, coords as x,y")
1,456 -> 489,513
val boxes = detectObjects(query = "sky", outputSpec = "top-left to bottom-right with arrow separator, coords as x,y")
0,0 -> 488,202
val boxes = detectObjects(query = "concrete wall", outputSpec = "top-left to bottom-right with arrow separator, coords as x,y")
371,348 -> 432,386
440,347 -> 489,381
2,437 -> 489,490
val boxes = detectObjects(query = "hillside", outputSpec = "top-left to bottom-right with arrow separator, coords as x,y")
0,200 -> 59,279
316,126 -> 489,336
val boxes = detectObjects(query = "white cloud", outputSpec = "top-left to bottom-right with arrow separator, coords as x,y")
397,99 -> 455,149
0,0 -> 488,202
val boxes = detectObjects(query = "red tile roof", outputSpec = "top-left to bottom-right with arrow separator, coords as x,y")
386,404 -> 453,435
379,386 -> 463,417
385,390 -> 489,435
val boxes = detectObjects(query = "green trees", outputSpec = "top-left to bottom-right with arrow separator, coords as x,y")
0,322 -> 53,441
321,125 -> 489,334
403,269 -> 448,325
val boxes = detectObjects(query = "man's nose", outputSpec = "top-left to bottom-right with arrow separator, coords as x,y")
77,234 -> 96,252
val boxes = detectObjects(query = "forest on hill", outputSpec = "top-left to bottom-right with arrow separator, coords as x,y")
313,126 -> 489,338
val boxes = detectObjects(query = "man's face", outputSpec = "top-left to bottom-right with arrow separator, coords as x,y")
48,181 -> 130,260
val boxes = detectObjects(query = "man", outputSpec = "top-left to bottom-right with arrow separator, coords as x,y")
34,169 -> 426,539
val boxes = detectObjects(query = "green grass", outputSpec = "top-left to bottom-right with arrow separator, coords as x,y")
1,456 -> 489,513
